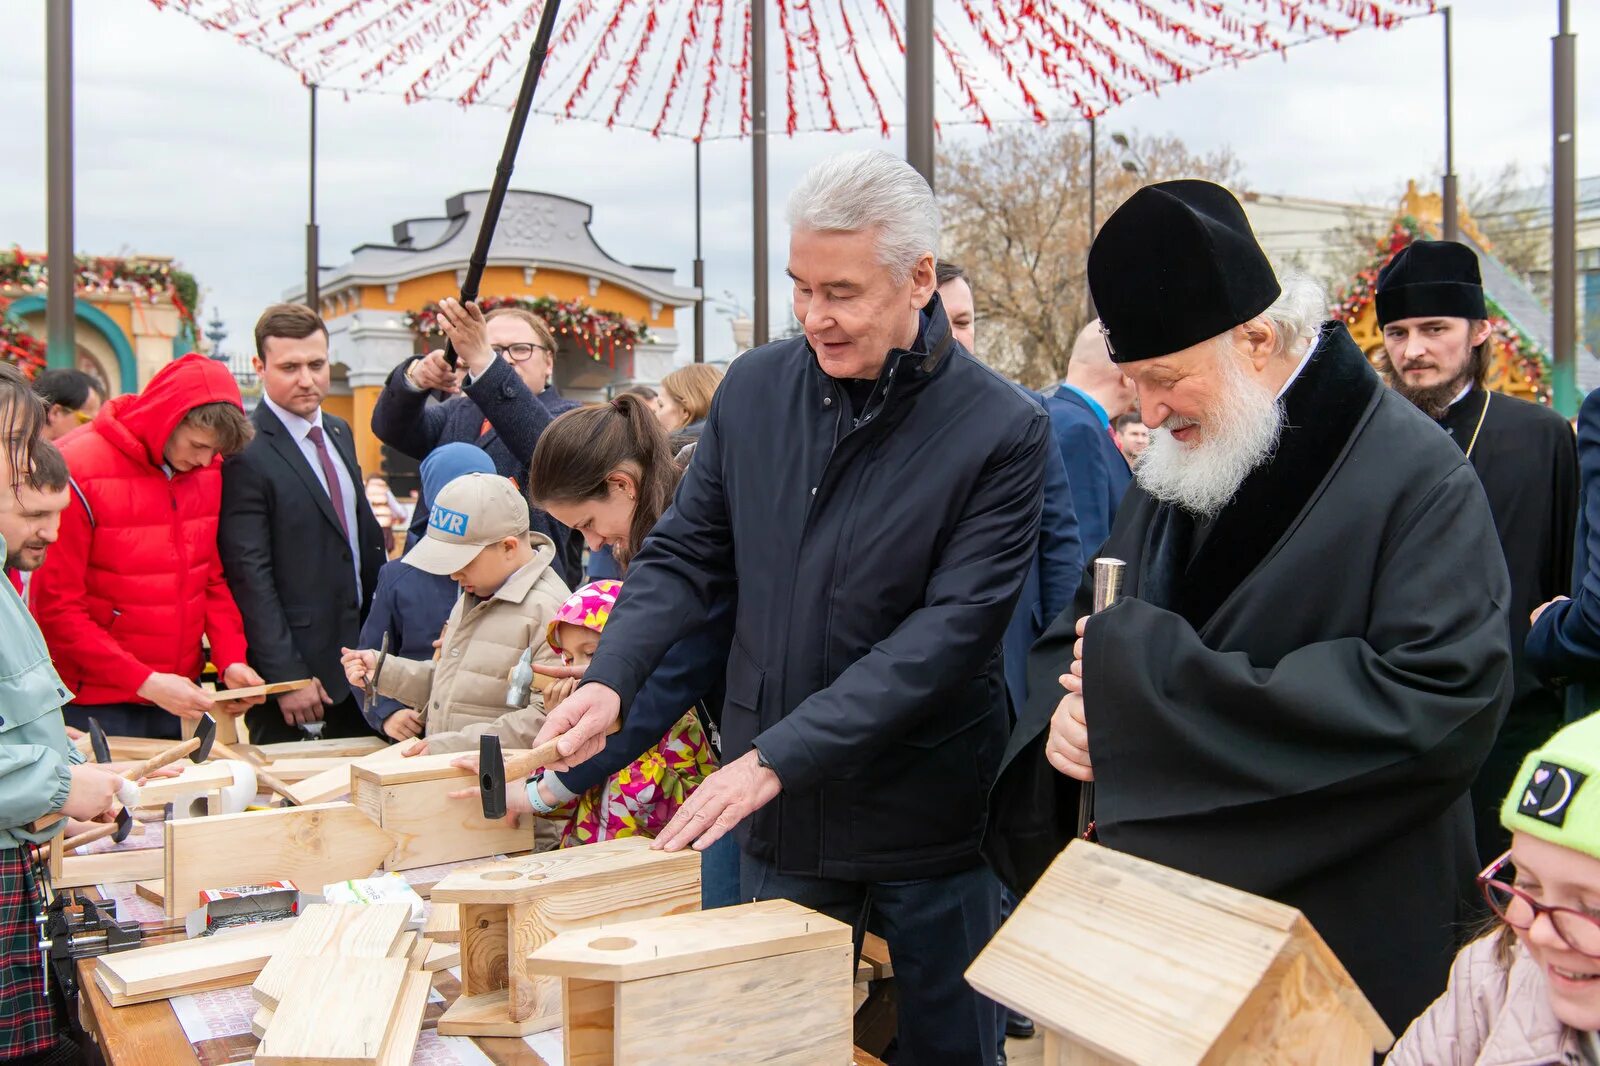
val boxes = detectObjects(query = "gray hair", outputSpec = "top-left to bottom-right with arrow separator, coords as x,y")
1256,271 -> 1329,362
786,150 -> 939,283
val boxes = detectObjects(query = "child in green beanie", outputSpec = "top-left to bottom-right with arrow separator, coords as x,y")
1387,714 -> 1600,1064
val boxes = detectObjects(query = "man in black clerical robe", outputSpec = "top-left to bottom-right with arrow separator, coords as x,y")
1376,239 -> 1578,866
987,181 -> 1511,1038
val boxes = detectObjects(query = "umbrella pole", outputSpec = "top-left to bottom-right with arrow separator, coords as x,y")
752,0 -> 769,349
444,0 -> 566,367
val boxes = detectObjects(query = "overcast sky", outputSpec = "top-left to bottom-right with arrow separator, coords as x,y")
0,0 -> 1596,365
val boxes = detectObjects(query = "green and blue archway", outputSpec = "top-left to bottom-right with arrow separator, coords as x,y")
6,295 -> 138,394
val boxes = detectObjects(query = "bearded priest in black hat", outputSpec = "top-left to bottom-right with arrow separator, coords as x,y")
987,181 -> 1512,1034
1377,239 -> 1578,868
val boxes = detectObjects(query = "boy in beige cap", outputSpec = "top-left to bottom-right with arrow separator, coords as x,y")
340,472 -> 570,758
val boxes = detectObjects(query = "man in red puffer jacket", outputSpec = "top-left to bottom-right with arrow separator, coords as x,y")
31,354 -> 268,739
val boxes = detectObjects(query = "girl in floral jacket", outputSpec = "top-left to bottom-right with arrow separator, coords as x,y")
1387,713 -> 1600,1065
531,580 -> 717,846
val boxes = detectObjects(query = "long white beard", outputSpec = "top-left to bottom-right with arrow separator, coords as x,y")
1133,345 -> 1284,519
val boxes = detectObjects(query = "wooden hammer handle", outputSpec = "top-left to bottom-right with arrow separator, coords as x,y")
60,820 -> 120,853
502,720 -> 622,782
209,741 -> 298,805
125,736 -> 201,781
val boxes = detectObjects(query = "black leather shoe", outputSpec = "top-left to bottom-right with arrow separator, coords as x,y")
1005,1013 -> 1036,1039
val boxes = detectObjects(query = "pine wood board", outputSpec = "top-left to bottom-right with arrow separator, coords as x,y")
613,943 -> 854,1065
376,971 -> 433,1066
255,956 -> 409,1065
252,902 -> 414,1008
285,742 -> 414,806
134,880 -> 165,906
352,749 -> 522,788
423,901 -> 460,942
431,835 -> 697,905
527,900 -> 850,983
437,987 -> 555,1038
201,679 -> 312,702
162,802 -> 398,918
56,847 -> 164,889
97,920 -> 293,999
132,760 -> 234,807
254,736 -> 389,760
255,756 -> 357,784
352,772 -> 532,871
424,940 -> 460,971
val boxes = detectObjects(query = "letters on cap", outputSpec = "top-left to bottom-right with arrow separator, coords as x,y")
1518,761 -> 1586,828
429,506 -> 470,538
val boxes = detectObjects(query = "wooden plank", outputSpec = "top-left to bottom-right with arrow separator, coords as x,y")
432,835 -> 697,906
527,900 -> 851,982
425,940 -> 460,971
613,943 -> 854,1065
79,959 -> 201,1066
134,880 -> 164,906
562,977 -> 615,1066
438,987 -> 552,1038
424,901 -> 460,942
357,775 -> 532,871
376,971 -> 433,1066
252,902 -> 413,1008
287,742 -> 414,807
255,736 -> 389,759
56,847 -> 164,889
256,956 -> 409,1065
460,903 -> 510,997
133,759 -> 234,807
256,755 -> 357,783
163,802 -> 397,917
353,749 -> 519,788
251,1004 -> 273,1040
201,678 -> 312,702
97,920 -> 293,997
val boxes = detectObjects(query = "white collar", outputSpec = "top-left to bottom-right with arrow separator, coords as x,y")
1274,332 -> 1320,401
263,393 -> 324,443
1448,381 -> 1475,408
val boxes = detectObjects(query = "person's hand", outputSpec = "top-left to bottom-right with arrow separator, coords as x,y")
383,708 -> 423,742
62,764 -> 129,821
277,678 -> 332,728
64,726 -> 84,742
532,683 -> 622,771
436,298 -> 493,375
1046,677 -> 1093,781
1532,596 -> 1570,625
213,662 -> 268,715
405,349 -> 465,395
137,672 -> 214,721
545,676 -> 578,711
401,739 -> 429,757
445,753 -> 538,828
653,749 -> 782,852
340,648 -> 378,690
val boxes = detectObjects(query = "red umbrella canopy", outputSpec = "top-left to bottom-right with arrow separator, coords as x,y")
153,0 -> 1433,139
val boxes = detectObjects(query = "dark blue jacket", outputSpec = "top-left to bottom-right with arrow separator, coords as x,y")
1045,385 -> 1130,557
584,296 -> 1049,880
1527,388 -> 1600,720
356,560 -> 460,729
1001,391 -> 1082,715
371,356 -> 583,586
551,598 -> 732,795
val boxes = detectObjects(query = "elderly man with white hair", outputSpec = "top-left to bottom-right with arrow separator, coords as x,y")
988,180 -> 1512,1035
536,150 -> 1048,1060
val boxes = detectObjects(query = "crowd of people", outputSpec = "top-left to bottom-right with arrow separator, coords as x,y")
0,149 -> 1598,1064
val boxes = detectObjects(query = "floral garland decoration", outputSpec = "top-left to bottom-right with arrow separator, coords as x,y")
1331,216 -> 1553,405
0,247 -> 199,327
405,295 -> 650,362
0,301 -> 48,380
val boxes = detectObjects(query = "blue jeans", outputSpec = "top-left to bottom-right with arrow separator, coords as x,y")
740,850 -> 1001,1065
699,833 -> 741,909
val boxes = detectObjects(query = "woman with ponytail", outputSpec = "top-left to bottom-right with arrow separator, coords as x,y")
473,393 -> 739,906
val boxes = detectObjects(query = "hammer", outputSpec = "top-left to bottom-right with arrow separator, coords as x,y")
478,720 -> 620,820
28,716 -> 213,835
84,719 -> 134,844
207,737 -> 300,807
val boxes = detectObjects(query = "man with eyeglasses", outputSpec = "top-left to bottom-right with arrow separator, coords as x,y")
372,298 -> 583,586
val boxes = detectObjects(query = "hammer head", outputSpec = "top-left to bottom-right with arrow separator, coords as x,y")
88,718 -> 111,765
190,714 -> 217,762
111,807 -> 133,845
479,734 -> 508,820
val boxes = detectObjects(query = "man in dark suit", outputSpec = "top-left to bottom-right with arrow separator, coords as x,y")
219,304 -> 387,743
370,300 -> 583,585
1046,320 -> 1136,554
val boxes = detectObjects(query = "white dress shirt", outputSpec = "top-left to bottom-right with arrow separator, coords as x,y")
262,394 -> 363,601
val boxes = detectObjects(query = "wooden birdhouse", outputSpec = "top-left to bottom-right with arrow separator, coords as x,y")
526,898 -> 855,1065
430,835 -> 701,1038
965,840 -> 1394,1065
